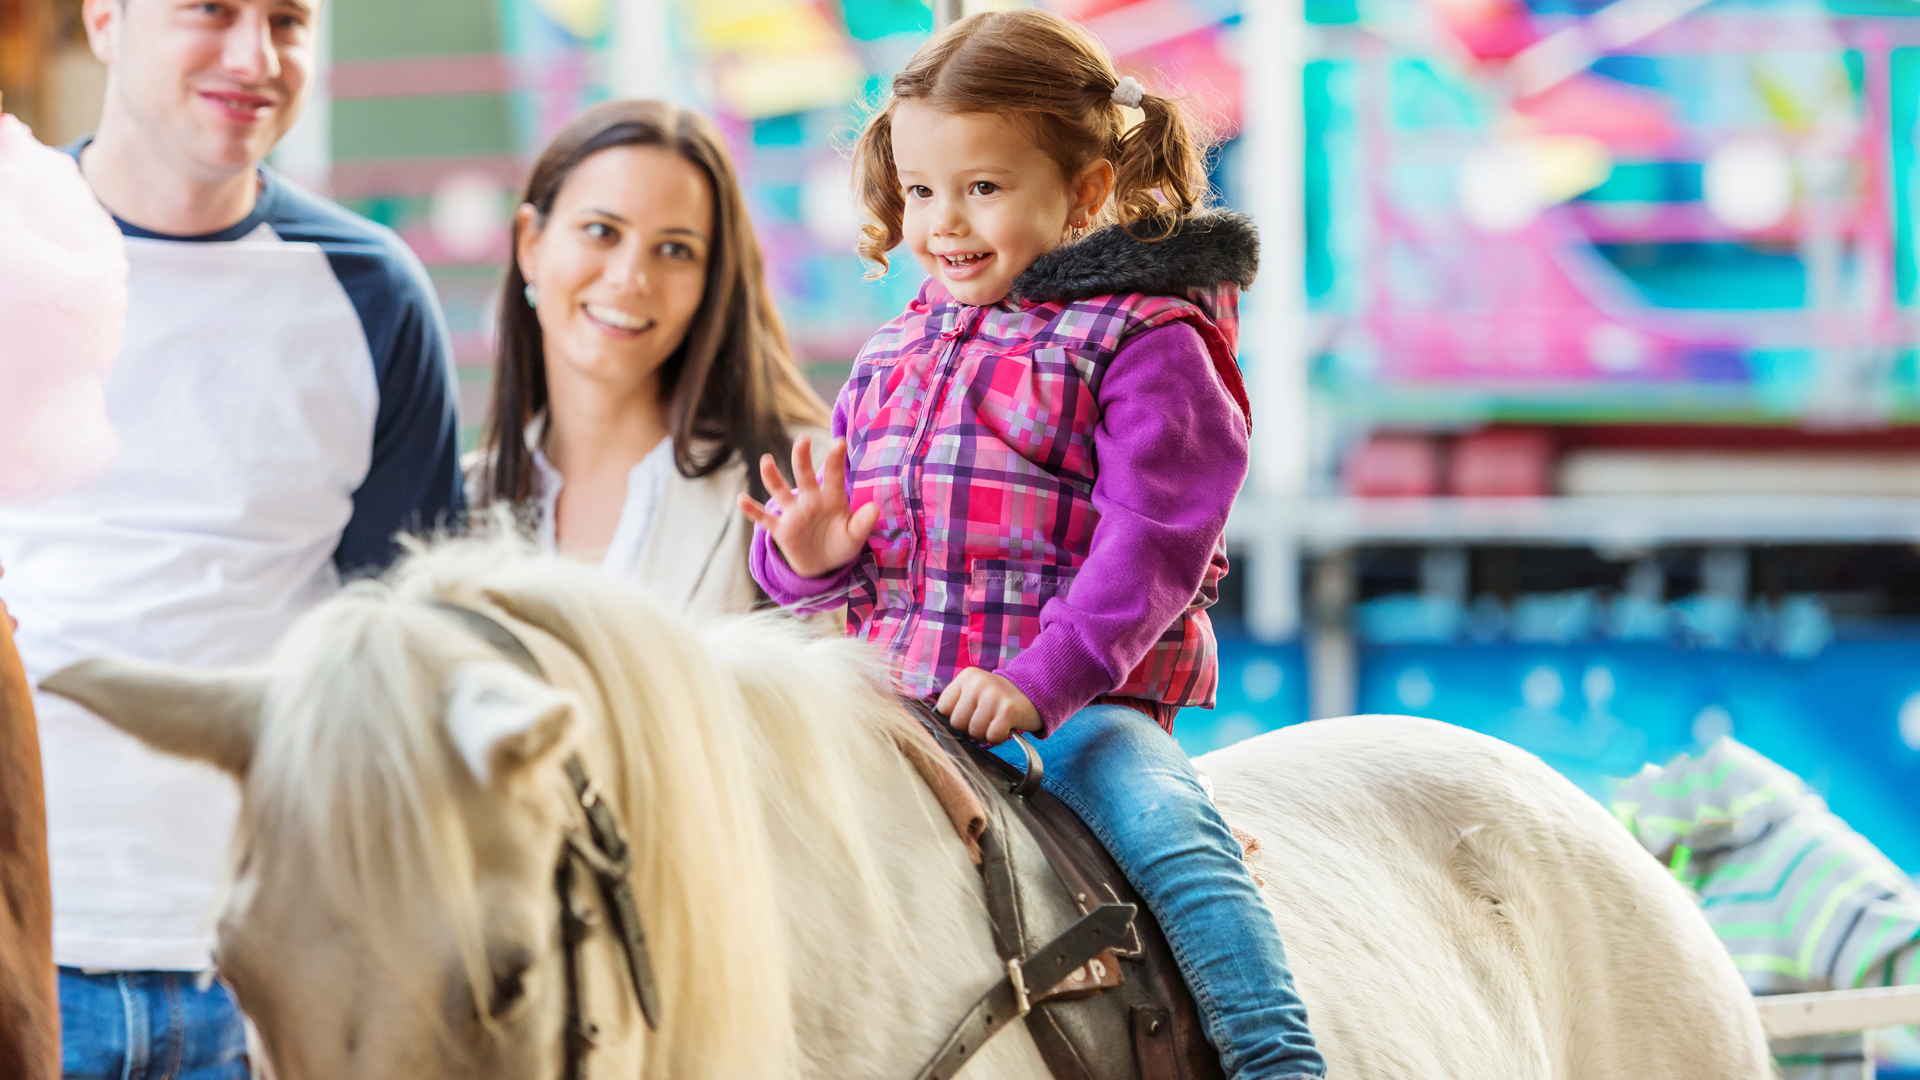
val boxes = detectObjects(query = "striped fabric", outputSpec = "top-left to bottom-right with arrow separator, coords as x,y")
834,277 -> 1248,713
1613,739 -> 1920,994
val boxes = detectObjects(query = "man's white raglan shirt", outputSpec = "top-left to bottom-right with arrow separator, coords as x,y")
0,150 -> 464,970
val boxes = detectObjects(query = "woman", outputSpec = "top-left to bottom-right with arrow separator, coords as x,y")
469,100 -> 827,617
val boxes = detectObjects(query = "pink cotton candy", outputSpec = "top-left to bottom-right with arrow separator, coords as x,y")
0,113 -> 125,503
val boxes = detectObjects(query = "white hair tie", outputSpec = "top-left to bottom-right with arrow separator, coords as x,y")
1110,76 -> 1145,109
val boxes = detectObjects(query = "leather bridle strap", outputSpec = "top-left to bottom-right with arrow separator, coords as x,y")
911,902 -> 1136,1080
560,754 -> 663,1028
430,601 -> 663,1065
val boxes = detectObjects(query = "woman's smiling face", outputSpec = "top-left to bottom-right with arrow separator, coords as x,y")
516,144 -> 713,397
891,101 -> 1111,307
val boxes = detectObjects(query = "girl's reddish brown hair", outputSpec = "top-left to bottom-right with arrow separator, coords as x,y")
852,9 -> 1210,273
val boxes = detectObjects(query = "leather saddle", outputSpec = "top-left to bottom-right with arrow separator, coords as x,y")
910,704 -> 1224,1080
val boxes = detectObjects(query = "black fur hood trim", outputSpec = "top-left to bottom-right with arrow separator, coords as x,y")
1009,209 -> 1259,304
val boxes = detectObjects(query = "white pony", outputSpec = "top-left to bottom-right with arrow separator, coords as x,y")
44,535 -> 1771,1080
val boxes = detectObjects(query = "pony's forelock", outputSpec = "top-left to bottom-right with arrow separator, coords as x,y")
246,581 -> 500,1046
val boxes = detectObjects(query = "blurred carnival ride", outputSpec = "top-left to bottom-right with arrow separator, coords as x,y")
1313,0 -> 1920,426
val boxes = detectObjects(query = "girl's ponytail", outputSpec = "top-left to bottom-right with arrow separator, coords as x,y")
1110,88 -> 1206,233
852,109 -> 904,276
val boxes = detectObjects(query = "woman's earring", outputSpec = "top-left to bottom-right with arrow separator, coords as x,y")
523,282 -> 538,308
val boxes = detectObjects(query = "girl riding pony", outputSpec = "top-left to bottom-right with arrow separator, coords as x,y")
741,11 -> 1326,1078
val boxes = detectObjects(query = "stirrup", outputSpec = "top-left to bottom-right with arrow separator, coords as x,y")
1004,731 -> 1043,798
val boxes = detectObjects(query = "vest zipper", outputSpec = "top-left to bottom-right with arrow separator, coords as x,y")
890,304 -> 981,685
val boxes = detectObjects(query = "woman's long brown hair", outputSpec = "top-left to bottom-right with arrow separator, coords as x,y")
479,99 -> 826,508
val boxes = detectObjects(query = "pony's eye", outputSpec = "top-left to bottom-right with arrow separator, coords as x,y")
487,955 -> 531,1018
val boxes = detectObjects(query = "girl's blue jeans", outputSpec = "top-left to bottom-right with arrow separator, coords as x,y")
990,703 -> 1325,1080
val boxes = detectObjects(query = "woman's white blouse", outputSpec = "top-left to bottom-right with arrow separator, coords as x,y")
529,435 -> 677,577
466,417 -> 824,620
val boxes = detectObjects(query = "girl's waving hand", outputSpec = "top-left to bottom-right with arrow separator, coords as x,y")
738,435 -> 879,579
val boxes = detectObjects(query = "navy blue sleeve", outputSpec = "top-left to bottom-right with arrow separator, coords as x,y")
262,173 -> 465,575
329,243 -> 464,575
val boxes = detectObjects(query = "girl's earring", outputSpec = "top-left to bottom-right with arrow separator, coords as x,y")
523,282 -> 538,308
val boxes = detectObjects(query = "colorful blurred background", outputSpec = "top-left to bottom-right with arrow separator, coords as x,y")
5,0 -> 1920,1031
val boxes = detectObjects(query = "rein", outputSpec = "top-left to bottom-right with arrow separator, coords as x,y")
430,602 -> 661,1079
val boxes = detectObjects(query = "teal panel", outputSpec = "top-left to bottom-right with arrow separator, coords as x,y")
761,184 -> 803,222
1306,59 -> 1338,302
1390,59 -> 1488,131
753,114 -> 807,147
341,194 -> 436,230
843,0 -> 932,40
1594,243 -> 1810,310
1894,48 -> 1918,305
1306,0 -> 1359,25
332,95 -> 517,160
1579,162 -> 1705,203
331,0 -> 502,60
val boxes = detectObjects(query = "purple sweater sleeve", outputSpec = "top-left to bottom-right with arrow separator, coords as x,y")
749,392 -> 859,612
998,321 -> 1249,735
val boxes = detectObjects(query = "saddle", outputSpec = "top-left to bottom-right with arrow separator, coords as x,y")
905,703 -> 1223,1080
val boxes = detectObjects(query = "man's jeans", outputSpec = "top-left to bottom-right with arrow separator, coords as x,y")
991,703 -> 1326,1080
59,967 -> 248,1080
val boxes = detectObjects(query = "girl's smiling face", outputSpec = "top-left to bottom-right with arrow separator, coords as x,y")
891,101 -> 1113,306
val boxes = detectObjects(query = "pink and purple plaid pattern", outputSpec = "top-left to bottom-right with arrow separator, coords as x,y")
834,278 -> 1249,714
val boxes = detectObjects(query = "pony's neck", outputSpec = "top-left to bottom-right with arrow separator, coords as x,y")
754,730 -> 1052,1079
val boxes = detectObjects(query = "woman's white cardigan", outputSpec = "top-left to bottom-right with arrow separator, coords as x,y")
464,438 -> 762,620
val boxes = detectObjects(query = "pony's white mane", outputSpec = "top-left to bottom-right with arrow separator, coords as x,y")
245,530 -> 921,1080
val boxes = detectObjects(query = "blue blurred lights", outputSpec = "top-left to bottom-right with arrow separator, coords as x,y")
1396,666 -> 1437,710
1522,665 -> 1567,711
1899,692 -> 1920,752
1240,657 -> 1286,704
1692,704 -> 1735,747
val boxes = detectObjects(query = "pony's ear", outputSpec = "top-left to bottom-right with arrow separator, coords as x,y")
444,662 -> 575,788
40,658 -> 266,776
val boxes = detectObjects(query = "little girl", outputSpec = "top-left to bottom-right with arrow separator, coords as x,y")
739,10 -> 1325,1078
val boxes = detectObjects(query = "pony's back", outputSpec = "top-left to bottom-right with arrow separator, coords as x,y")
1202,715 -> 1770,1080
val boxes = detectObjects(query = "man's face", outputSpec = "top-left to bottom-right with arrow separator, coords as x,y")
86,0 -> 318,178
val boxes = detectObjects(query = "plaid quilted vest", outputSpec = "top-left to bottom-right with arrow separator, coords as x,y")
836,212 -> 1257,714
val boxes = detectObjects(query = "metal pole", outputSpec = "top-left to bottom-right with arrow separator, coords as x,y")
1308,550 -> 1357,719
612,0 -> 678,103
1240,0 -> 1310,642
934,0 -> 961,28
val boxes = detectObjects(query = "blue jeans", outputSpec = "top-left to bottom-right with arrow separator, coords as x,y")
991,704 -> 1325,1080
59,967 -> 249,1080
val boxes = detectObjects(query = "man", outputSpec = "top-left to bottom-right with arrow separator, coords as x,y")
0,0 -> 463,1075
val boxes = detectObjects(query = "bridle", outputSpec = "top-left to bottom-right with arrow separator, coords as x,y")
431,602 -> 660,1080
